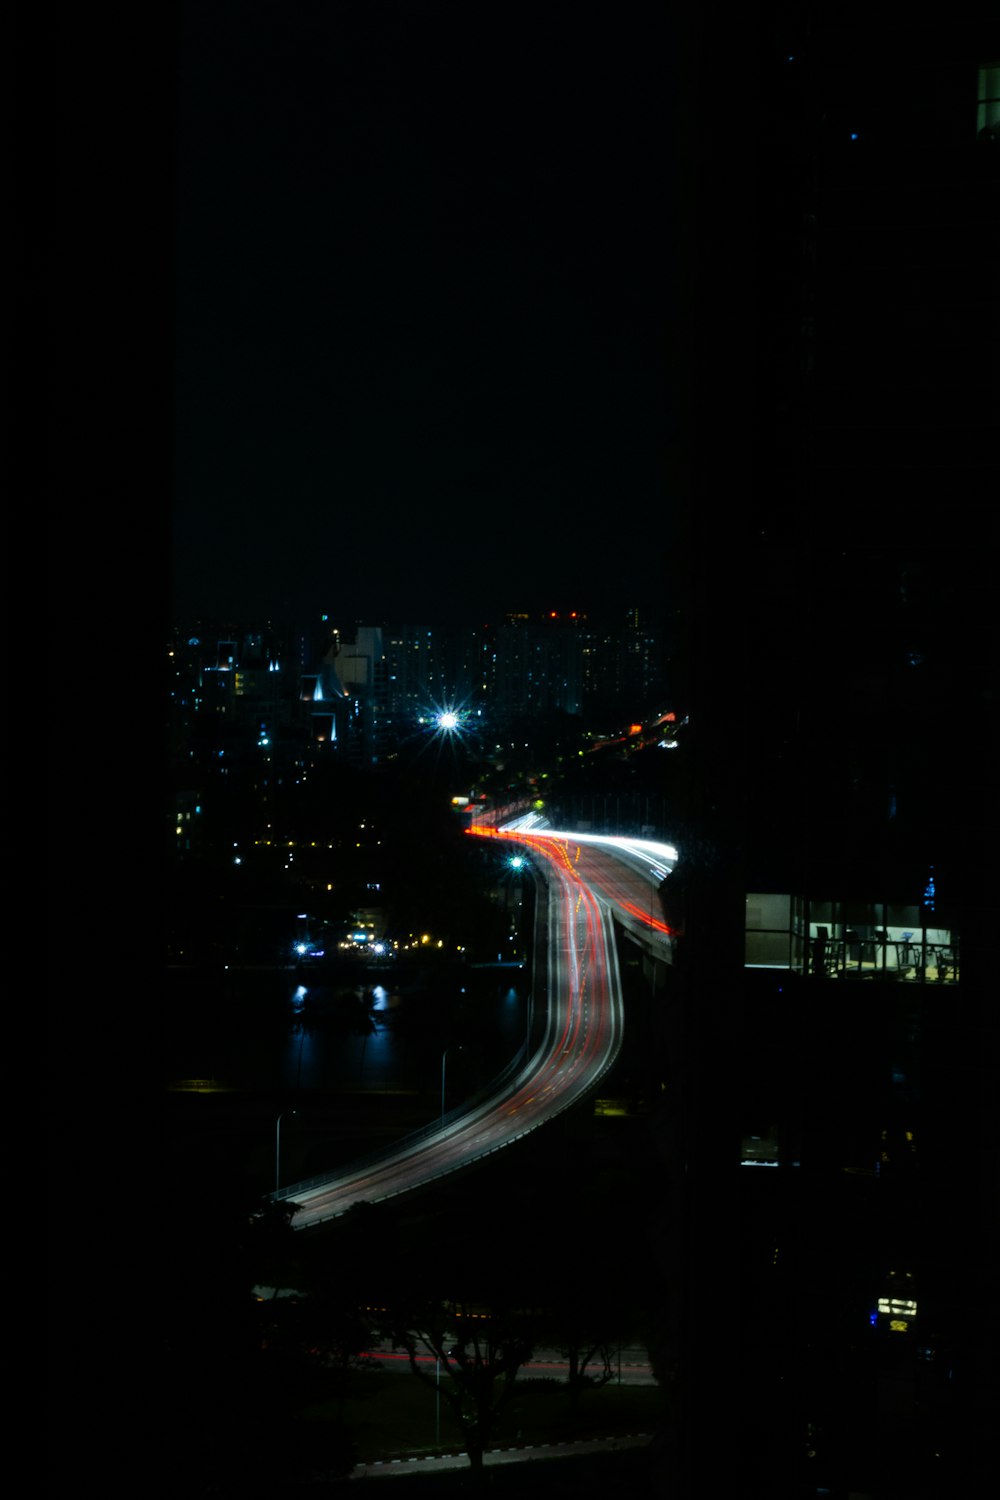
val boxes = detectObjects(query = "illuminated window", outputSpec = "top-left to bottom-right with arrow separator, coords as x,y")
878,1297 -> 917,1317
978,63 -> 1000,137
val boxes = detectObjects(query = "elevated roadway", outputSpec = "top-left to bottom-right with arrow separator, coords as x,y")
276,825 -> 676,1229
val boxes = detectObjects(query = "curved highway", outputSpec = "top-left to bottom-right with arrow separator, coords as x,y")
277,824 -> 677,1229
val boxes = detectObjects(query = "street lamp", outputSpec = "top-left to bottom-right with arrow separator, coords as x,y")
435,1044 -> 461,1451
275,1109 -> 297,1195
441,1046 -> 462,1122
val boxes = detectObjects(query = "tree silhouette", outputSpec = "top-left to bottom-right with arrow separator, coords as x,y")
377,1297 -> 536,1475
554,1332 -> 617,1417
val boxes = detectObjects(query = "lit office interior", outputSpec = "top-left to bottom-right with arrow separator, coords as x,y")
745,895 -> 958,983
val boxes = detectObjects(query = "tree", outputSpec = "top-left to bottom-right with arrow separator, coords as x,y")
554,1334 -> 617,1417
520,1156 -> 650,1419
240,1196 -> 306,1299
533,1273 -> 625,1419
377,1297 -> 536,1475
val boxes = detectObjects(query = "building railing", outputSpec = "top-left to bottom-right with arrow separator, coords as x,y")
745,894 -> 959,984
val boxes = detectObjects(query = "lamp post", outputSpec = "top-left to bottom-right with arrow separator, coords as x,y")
275,1109 -> 297,1195
509,854 -> 531,1053
435,1044 -> 460,1452
441,1046 -> 462,1122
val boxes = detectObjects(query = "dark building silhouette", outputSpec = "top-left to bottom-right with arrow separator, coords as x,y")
655,8 -> 997,1495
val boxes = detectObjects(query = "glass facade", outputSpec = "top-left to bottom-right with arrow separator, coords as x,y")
745,894 -> 958,983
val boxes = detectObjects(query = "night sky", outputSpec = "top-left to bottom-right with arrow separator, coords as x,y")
170,3 -> 680,627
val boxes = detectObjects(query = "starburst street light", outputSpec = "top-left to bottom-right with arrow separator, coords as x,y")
416,702 -> 467,735
417,700 -> 482,742
410,698 -> 488,764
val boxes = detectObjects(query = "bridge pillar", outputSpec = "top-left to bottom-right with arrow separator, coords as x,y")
642,951 -> 670,993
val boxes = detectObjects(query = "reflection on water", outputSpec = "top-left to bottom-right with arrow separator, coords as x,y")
166,964 -> 528,1094
276,970 -> 527,1093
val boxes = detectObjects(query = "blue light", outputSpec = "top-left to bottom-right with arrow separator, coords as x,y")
870,1310 -> 878,1326
850,132 -> 859,141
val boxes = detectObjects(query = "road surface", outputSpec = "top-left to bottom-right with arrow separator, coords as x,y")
362,1338 -> 656,1386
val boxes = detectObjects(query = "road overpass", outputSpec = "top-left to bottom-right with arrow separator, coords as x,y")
275,823 -> 677,1228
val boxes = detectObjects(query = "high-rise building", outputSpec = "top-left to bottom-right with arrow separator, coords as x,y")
490,612 -> 587,718
653,8 -> 997,1493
